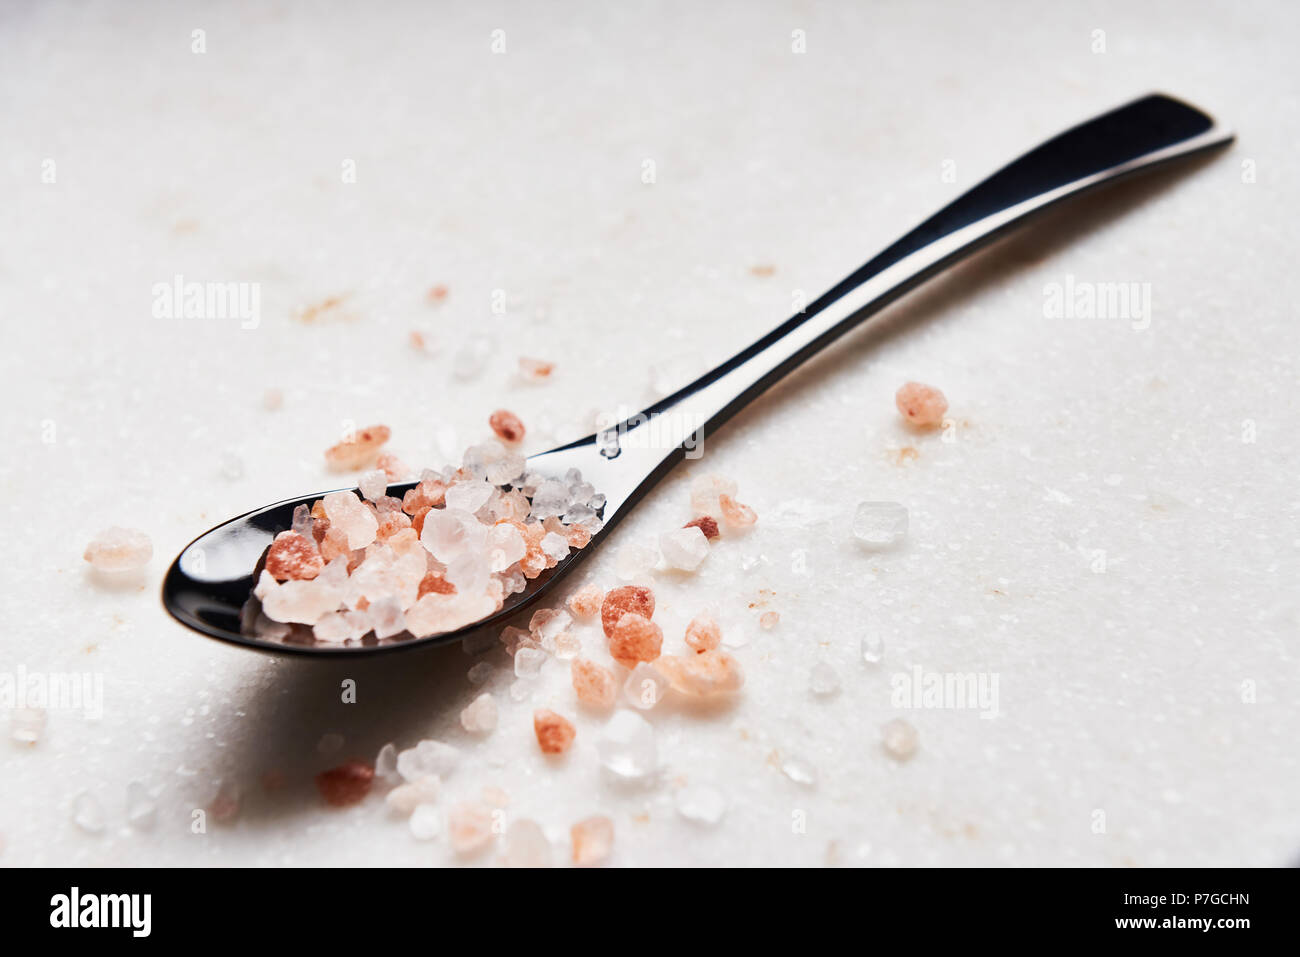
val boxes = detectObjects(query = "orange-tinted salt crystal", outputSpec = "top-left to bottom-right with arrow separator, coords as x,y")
319,525 -> 351,562
655,649 -> 744,695
684,515 -> 720,540
571,815 -> 614,866
489,409 -> 526,444
565,524 -> 592,550
411,505 -> 432,535
418,573 -> 456,598
608,613 -> 663,668
264,531 -> 324,581
567,583 -> 604,619
376,452 -> 411,483
375,509 -> 412,542
571,658 -> 618,709
718,493 -> 757,529
427,283 -> 449,303
760,611 -> 780,629
600,585 -> 655,637
315,761 -> 374,807
518,357 -> 555,382
895,381 -> 948,428
685,615 -> 722,653
533,709 -> 576,754
324,424 -> 391,471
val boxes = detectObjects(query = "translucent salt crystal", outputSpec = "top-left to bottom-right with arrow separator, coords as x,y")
502,818 -> 551,867
83,527 -> 152,572
447,801 -> 497,855
660,526 -> 709,571
451,335 -> 493,380
517,357 -> 555,383
10,707 -> 46,744
509,678 -> 535,702
368,597 -> 406,640
386,775 -> 440,815
358,469 -> 387,501
614,541 -> 657,581
852,501 -> 908,547
623,663 -> 669,710
467,661 -> 495,685
73,792 -> 105,833
291,503 -> 313,539
462,630 -> 497,656
396,740 -> 460,781
675,785 -> 727,826
540,532 -> 570,562
375,742 -> 399,781
597,711 -> 657,779
781,755 -> 818,786
514,647 -> 547,678
529,479 -> 571,520
895,381 -> 948,428
485,450 -> 526,485
810,662 -> 840,697
502,569 -> 527,595
322,491 -> 379,549
126,780 -> 157,830
553,631 -> 581,659
409,804 -> 441,840
860,633 -> 885,665
571,815 -> 614,866
881,718 -> 920,761
460,692 -> 498,733
690,474 -> 737,517
220,449 -> 244,480
317,731 -> 345,754
529,607 -> 572,642
760,611 -> 780,630
446,479 -> 494,513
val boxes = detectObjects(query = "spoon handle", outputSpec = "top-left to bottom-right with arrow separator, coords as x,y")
543,93 -> 1231,510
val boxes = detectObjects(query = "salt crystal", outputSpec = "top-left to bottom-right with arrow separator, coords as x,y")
446,479 -> 494,513
72,792 -> 105,833
396,740 -> 460,781
533,709 -> 576,754
683,515 -> 719,540
529,607 -> 572,642
83,527 -> 152,572
322,491 -> 379,549
860,633 -> 885,665
324,424 -> 391,471
660,526 -> 709,571
291,503 -> 313,539
409,804 -> 441,840
386,775 -> 440,815
654,650 -> 744,696
529,479 -> 571,520
781,755 -> 817,787
675,785 -> 727,825
467,661 -> 495,685
719,493 -> 757,529
540,532 -> 570,562
447,801 -> 497,855
10,707 -> 45,744
489,409 -> 526,444
852,501 -> 908,548
881,718 -> 920,760
567,584 -> 603,619
760,611 -> 780,630
895,381 -> 948,428
600,585 -> 655,637
358,469 -> 388,501
375,742 -> 399,781
571,815 -> 614,866
460,692 -> 498,734
608,613 -> 663,668
316,761 -> 374,806
614,542 -> 657,581
502,818 -> 551,867
810,662 -> 840,697
571,658 -> 618,709
514,647 -> 547,678
623,663 -> 669,710
685,616 -> 721,653
596,711 -> 657,779
517,357 -> 555,383
126,781 -> 156,829
689,474 -> 737,517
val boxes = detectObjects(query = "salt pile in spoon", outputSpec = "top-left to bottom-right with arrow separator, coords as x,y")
249,439 -> 604,643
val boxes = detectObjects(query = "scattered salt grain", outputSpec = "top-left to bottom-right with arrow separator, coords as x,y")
324,424 -> 391,471
517,357 -> 555,383
624,663 -> 670,710
608,613 -> 663,668
596,711 -> 657,779
571,658 -> 618,709
84,527 -> 152,572
9,707 -> 45,744
660,526 -> 709,571
386,775 -> 441,815
860,633 -> 885,665
852,501 -> 908,548
567,583 -> 603,619
489,409 -> 526,444
882,718 -> 920,761
533,709 -> 576,755
809,662 -> 840,697
601,585 -> 656,638
690,474 -> 737,517
72,792 -> 105,833
759,611 -> 780,630
460,692 -> 498,734
571,815 -> 614,866
895,381 -> 948,428
781,755 -> 818,787
375,742 -> 399,781
502,818 -> 552,867
467,661 -> 495,685
396,740 -> 460,781
685,615 -> 722,653
316,761 -> 375,807
683,515 -> 720,540
409,804 -> 441,840
675,785 -> 727,826
654,650 -> 744,696
718,493 -> 757,530
514,647 -> 547,678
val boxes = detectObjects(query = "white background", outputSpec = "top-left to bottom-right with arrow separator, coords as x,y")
2,0 -> 1296,866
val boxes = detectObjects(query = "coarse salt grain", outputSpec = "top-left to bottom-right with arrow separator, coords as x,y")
600,585 -> 655,638
571,815 -> 614,866
83,527 -> 152,572
324,424 -> 391,471
460,692 -> 498,734
654,650 -> 744,696
533,709 -> 576,755
517,357 -> 555,383
489,409 -> 526,444
660,526 -> 710,571
571,658 -> 618,709
895,381 -> 948,428
447,801 -> 496,855
608,613 -> 663,668
316,761 -> 374,807
567,583 -> 603,619
685,615 -> 722,653
683,515 -> 719,540
882,718 -> 920,760
759,611 -> 780,630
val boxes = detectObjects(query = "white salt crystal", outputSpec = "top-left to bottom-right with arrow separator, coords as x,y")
467,661 -> 495,685
810,662 -> 840,697
460,692 -> 498,734
540,532 -> 571,562
72,792 -> 105,833
322,491 -> 378,550
623,663 -> 669,710
368,597 -> 406,640
529,608 -> 572,642
396,740 -> 460,781
386,775 -> 440,815
446,479 -> 494,513
529,479 -> 571,520
781,755 -> 817,787
852,501 -> 908,547
409,804 -> 441,840
9,707 -> 45,744
861,633 -> 885,665
358,469 -> 388,501
514,647 -> 547,678
291,504 -> 313,539
375,742 -> 399,781
83,527 -> 152,572
675,785 -> 727,825
597,711 -> 657,780
659,526 -> 709,571
882,718 -> 920,760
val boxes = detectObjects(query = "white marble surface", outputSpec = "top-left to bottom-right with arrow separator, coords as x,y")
2,0 -> 1297,867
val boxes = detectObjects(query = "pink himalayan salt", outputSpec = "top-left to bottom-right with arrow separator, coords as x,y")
264,531 -> 324,581
489,409 -> 526,444
375,452 -> 411,483
315,761 -> 374,807
518,357 -> 555,382
685,615 -> 722,653
600,585 -> 655,638
689,474 -> 737,518
895,381 -> 948,428
533,709 -> 576,755
322,491 -> 378,550
460,692 -> 498,733
83,527 -> 152,572
683,515 -> 720,540
655,649 -> 744,696
324,424 -> 391,471
718,493 -> 757,529
608,613 -> 663,668
417,572 -> 456,597
567,583 -> 603,619
427,283 -> 449,303
760,611 -> 780,630
447,801 -> 497,855
571,815 -> 614,866
571,658 -> 618,709
358,469 -> 387,502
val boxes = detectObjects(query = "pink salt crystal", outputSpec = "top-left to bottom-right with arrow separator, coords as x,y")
567,584 -> 603,619
571,815 -> 614,866
83,527 -> 152,572
376,452 -> 411,483
655,650 -> 744,696
264,531 -> 324,581
600,585 -> 656,637
319,525 -> 351,562
518,357 -> 555,382
358,469 -> 388,502
760,611 -> 780,630
417,573 -> 456,598
683,515 -> 720,540
427,283 -> 449,303
718,493 -> 757,529
324,424 -> 391,471
895,381 -> 949,428
685,615 -> 722,653
489,409 -> 526,444
533,709 -> 576,755
689,474 -> 738,517
460,692 -> 498,733
608,613 -> 663,668
315,761 -> 374,807
447,801 -> 497,855
571,658 -> 618,709
322,491 -> 379,550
